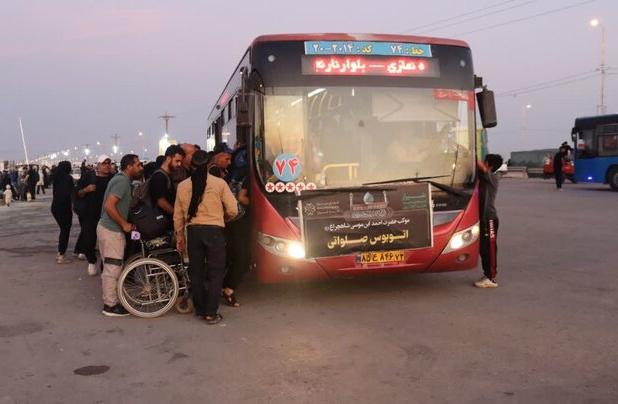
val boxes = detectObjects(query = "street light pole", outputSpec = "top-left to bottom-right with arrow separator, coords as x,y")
521,104 -> 532,137
599,24 -> 607,115
591,18 -> 607,115
159,112 -> 175,135
18,117 -> 30,165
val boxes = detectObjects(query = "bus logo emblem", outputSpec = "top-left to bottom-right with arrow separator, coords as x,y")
273,153 -> 302,182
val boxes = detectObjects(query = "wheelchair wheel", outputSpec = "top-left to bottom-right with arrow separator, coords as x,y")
117,258 -> 179,318
125,253 -> 142,266
174,295 -> 194,314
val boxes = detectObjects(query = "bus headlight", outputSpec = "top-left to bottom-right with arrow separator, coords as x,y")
442,223 -> 480,254
287,242 -> 306,259
258,232 -> 306,259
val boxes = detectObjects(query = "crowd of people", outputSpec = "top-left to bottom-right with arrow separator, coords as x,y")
49,138 -> 250,323
43,132 -> 505,320
1,164 -> 52,205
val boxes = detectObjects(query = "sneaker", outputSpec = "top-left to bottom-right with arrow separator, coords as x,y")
204,313 -> 223,325
102,304 -> 130,317
77,253 -> 87,261
56,254 -> 72,264
474,277 -> 498,288
87,263 -> 97,276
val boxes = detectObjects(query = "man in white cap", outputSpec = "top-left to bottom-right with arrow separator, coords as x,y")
75,154 -> 113,276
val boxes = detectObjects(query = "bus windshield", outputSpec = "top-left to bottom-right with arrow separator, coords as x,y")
257,86 -> 475,189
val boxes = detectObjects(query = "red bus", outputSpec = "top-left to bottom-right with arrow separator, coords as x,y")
206,34 -> 497,282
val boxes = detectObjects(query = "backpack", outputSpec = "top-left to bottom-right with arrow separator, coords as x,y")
228,146 -> 248,183
129,170 -> 172,240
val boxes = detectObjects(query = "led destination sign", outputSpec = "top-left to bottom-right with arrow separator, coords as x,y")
301,56 -> 440,77
304,41 -> 432,57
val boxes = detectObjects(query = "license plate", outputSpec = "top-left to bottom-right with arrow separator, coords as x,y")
357,250 -> 405,265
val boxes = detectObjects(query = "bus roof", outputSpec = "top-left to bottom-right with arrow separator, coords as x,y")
574,114 -> 618,129
252,33 -> 469,48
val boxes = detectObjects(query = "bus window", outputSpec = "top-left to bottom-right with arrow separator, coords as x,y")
577,129 -> 595,157
599,136 -> 618,156
262,91 -> 306,179
597,124 -> 618,157
258,86 -> 474,188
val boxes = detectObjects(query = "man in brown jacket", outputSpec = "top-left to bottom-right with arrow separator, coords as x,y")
174,150 -> 238,324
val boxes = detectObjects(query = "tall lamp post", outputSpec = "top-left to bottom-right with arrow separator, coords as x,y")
521,104 -> 532,137
590,18 -> 607,115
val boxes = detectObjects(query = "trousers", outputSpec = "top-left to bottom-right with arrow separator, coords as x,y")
554,171 -> 564,189
76,215 -> 98,263
480,218 -> 499,280
51,205 -> 72,255
97,224 -> 126,307
223,214 -> 250,290
187,225 -> 226,317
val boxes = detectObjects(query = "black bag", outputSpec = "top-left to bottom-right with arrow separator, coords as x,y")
129,170 -> 172,240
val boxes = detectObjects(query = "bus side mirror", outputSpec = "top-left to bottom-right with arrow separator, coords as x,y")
571,127 -> 579,142
477,87 -> 497,128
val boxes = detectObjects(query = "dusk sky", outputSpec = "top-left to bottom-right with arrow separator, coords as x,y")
1,0 -> 616,161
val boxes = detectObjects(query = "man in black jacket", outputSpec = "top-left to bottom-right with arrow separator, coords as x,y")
75,155 -> 113,275
27,165 -> 39,200
150,145 -> 185,220
553,147 -> 568,190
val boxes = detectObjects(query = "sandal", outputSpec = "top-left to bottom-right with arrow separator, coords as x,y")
222,290 -> 240,307
204,313 -> 223,325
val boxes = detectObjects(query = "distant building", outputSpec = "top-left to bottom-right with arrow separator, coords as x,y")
509,149 -> 557,168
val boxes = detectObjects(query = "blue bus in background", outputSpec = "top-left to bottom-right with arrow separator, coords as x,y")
571,114 -> 618,191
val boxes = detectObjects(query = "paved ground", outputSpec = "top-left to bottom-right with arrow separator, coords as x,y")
0,179 -> 617,404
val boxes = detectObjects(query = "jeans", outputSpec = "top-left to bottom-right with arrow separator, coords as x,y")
187,225 -> 226,317
51,206 -> 72,255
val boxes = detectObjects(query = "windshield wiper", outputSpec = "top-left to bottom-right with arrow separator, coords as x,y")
362,175 -> 469,198
294,185 -> 396,200
363,175 -> 450,185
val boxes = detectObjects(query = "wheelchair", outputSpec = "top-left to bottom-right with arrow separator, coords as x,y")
117,235 -> 193,318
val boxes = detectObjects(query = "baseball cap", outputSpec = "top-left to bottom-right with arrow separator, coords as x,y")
97,155 -> 111,163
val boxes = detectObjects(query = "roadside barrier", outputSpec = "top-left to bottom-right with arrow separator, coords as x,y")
502,166 -> 528,179
527,168 -> 544,178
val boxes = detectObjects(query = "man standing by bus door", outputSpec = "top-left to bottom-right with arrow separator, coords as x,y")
553,147 -> 568,190
475,154 -> 503,288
